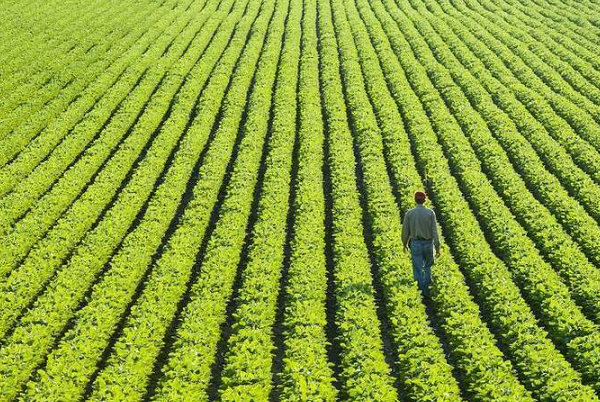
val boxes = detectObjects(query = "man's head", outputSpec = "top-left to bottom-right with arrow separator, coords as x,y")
415,191 -> 427,205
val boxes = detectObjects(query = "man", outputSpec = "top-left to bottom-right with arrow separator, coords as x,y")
401,191 -> 441,297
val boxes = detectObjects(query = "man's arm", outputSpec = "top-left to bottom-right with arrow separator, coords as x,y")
431,210 -> 441,254
402,211 -> 410,249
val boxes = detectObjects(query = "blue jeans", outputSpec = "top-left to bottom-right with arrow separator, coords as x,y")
410,239 -> 434,295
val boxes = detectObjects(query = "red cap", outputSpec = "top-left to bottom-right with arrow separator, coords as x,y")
415,191 -> 427,203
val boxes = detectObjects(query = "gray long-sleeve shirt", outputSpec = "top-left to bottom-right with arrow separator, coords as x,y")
402,204 -> 440,251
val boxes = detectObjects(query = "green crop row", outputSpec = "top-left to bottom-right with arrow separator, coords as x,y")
444,0 -> 600,162
0,0 -> 265,398
474,0 -> 600,117
0,1 -> 182,184
0,0 -> 75,58
318,0 -> 400,398
0,1 -> 121,121
530,0 -> 600,35
414,0 -> 600,268
329,0 -> 468,400
149,0 -> 289,398
0,0 -> 204,271
513,0 -> 600,41
446,0 -> 600,162
456,0 -> 600,113
0,0 -> 216,260
0,3 -> 178,192
0,0 -> 252,398
277,0 -> 337,398
0,0 -> 119,75
0,0 -> 217,339
345,0 -> 535,399
3,0 -> 600,399
477,0 -> 600,81
0,0 -> 210,243
380,0 -> 600,392
397,0 -> 600,325
363,0 -> 599,399
518,0 -> 600,49
0,0 -> 113,99
16,1 -> 276,399
217,0 -> 300,398
86,0 -> 279,398
0,0 -> 150,133
410,0 -> 600,321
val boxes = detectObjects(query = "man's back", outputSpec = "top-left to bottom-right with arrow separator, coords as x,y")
402,205 -> 440,252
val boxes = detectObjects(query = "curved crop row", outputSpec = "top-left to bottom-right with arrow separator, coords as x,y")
0,0 -> 241,341
149,0 -> 289,397
0,0 -> 79,58
360,0 -> 599,399
329,0 -> 468,400
0,0 -> 115,97
0,3 -> 264,395
277,0 -> 337,398
379,0 -> 600,391
0,0 -> 218,281
344,0 -> 535,399
318,0 -> 403,398
514,0 -> 600,47
479,0 -> 600,110
2,2 -> 268,398
3,0 -> 600,400
0,0 -> 204,263
0,0 -> 114,73
0,2 -> 179,189
217,0 -> 301,398
454,0 -> 600,126
0,0 -> 153,131
0,0 -> 180,179
395,0 -> 600,324
444,0 -> 600,160
0,0 -> 222,336
485,0 -> 600,78
413,0 -> 600,265
16,1 -> 281,400
84,0 -> 281,398
0,0 -> 210,240
519,0 -> 600,42
0,2 -> 118,118
462,0 -> 600,103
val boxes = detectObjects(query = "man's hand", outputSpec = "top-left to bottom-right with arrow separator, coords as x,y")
403,245 -> 409,253
435,249 -> 441,258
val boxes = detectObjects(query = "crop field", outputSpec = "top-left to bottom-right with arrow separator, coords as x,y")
1,0 -> 600,400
